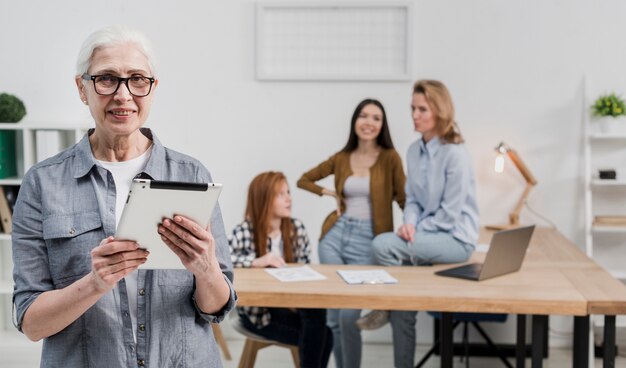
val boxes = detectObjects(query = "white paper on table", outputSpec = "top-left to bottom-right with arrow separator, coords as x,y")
264,265 -> 327,282
336,269 -> 398,285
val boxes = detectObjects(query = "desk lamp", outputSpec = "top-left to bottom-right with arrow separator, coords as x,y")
486,142 -> 538,231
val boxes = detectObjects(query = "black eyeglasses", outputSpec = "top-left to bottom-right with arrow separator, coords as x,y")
82,73 -> 155,97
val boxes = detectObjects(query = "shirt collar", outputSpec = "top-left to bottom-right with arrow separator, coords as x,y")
73,127 -> 165,179
419,136 -> 442,156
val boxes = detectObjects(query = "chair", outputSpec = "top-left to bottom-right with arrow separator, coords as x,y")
231,317 -> 300,368
416,312 -> 512,368
211,324 -> 232,360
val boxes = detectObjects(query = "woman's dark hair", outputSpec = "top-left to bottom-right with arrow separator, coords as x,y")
341,99 -> 395,152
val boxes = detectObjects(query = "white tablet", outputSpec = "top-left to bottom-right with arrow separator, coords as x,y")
115,179 -> 222,269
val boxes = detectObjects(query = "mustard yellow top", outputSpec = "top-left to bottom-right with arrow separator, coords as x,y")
297,149 -> 406,239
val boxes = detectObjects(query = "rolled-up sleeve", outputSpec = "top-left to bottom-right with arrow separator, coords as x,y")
12,171 -> 51,332
297,154 -> 337,196
193,169 -> 237,322
192,274 -> 237,323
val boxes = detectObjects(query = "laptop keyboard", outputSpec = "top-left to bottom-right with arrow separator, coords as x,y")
452,263 -> 483,277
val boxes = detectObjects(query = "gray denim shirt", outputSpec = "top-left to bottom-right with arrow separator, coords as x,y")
12,128 -> 236,368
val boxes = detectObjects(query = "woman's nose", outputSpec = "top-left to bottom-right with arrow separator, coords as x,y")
113,82 -> 133,101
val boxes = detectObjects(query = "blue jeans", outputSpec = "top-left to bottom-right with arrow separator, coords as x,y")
241,308 -> 333,368
372,231 -> 474,368
318,216 -> 374,368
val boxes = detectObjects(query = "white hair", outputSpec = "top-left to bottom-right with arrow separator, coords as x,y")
76,25 -> 156,76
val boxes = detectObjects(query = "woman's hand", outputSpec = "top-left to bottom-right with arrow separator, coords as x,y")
158,215 -> 219,277
397,223 -> 416,243
90,237 -> 149,292
251,253 -> 286,268
159,215 -> 231,314
21,238 -> 148,341
322,188 -> 342,216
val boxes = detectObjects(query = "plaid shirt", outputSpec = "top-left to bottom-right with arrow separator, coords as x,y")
229,218 -> 310,327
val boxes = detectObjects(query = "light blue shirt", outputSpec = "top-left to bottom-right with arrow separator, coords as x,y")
403,137 -> 479,245
12,128 -> 236,368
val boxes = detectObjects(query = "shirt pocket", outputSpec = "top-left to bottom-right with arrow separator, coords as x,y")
43,211 -> 103,288
157,269 -> 194,287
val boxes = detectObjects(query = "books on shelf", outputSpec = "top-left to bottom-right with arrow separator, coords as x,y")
3,185 -> 18,213
0,187 -> 12,233
0,130 -> 17,179
35,130 -> 63,163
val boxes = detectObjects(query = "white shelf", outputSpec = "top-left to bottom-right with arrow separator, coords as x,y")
0,281 -> 11,295
0,122 -> 89,130
0,178 -> 21,186
592,225 -> 626,233
591,179 -> 626,187
0,123 -> 90,342
589,133 -> 626,140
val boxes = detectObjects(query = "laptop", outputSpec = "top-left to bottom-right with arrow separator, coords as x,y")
435,225 -> 535,281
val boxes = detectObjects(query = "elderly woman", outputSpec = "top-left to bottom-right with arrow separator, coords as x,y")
11,26 -> 236,367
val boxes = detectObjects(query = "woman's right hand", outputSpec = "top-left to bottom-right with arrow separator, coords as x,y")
397,223 -> 416,243
19,237 -> 148,341
90,237 -> 149,292
322,188 -> 342,216
251,253 -> 286,268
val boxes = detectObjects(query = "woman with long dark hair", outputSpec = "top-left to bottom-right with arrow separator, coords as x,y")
297,99 -> 405,368
229,171 -> 332,368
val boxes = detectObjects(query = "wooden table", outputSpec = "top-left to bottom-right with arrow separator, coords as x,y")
234,228 -> 626,368
522,228 -> 626,367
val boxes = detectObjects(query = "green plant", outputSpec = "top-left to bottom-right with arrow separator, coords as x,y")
0,93 -> 27,122
592,93 -> 626,117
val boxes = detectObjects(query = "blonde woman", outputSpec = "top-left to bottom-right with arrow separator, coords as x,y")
361,80 -> 479,368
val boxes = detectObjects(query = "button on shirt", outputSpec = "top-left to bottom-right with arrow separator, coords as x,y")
12,128 -> 237,368
403,137 -> 479,245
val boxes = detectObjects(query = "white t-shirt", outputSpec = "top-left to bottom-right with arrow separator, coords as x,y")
269,233 -> 283,257
96,146 -> 152,341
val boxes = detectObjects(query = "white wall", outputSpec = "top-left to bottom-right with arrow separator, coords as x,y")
3,0 -> 626,347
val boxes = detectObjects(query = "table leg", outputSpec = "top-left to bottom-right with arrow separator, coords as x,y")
573,316 -> 589,368
531,315 -> 548,368
440,312 -> 453,368
517,315 -> 526,368
603,315 -> 616,368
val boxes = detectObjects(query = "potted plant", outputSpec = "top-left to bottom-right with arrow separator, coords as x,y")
591,93 -> 626,133
0,93 -> 27,178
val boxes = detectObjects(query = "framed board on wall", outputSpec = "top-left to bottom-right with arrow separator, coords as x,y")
255,2 -> 412,81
